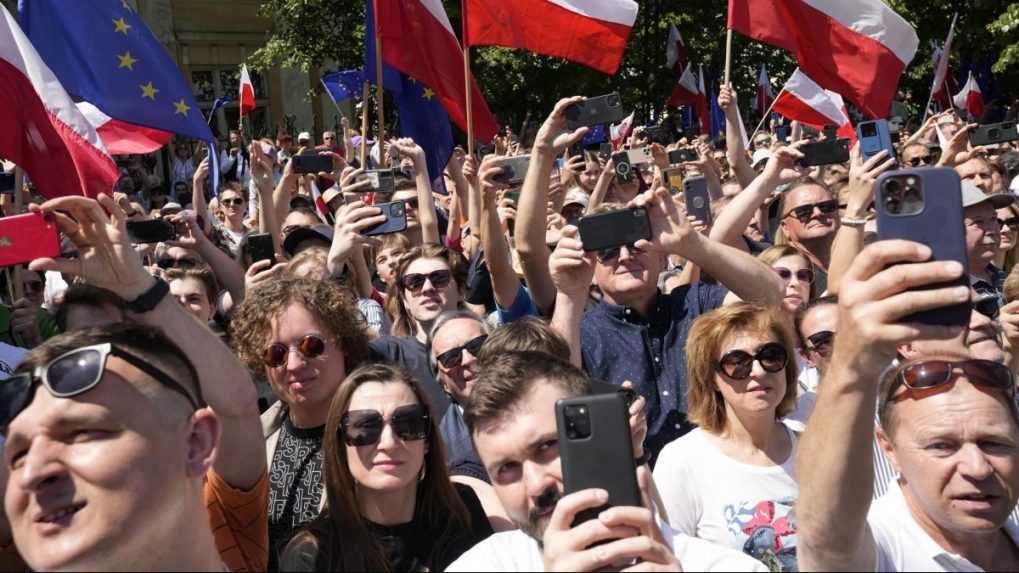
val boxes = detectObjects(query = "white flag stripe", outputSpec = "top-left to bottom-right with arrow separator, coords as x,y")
801,0 -> 919,65
547,0 -> 639,26
784,69 -> 848,126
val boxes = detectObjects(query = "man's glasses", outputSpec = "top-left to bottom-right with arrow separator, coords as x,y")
783,200 -> 839,222
773,267 -> 814,284
401,270 -> 452,293
157,257 -> 198,270
264,335 -> 327,368
436,335 -> 488,370
0,343 -> 203,429
403,198 -> 420,210
717,342 -> 789,380
596,243 -> 645,263
339,403 -> 430,447
221,198 -> 245,207
974,295 -> 1001,320
805,331 -> 834,355
890,359 -> 1015,403
907,156 -> 933,167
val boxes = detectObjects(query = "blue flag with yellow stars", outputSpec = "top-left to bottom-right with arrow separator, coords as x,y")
394,75 -> 454,192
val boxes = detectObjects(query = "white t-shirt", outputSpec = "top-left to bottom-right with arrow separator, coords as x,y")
784,390 -> 816,433
446,526 -> 768,572
868,481 -> 1019,571
653,426 -> 800,572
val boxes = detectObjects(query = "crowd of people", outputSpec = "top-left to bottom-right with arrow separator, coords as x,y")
0,78 -> 1019,573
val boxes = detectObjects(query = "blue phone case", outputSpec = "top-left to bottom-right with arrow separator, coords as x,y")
857,119 -> 897,164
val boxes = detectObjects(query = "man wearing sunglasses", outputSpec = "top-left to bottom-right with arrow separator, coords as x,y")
799,240 -> 1019,572
901,142 -> 935,168
785,296 -> 839,431
778,178 -> 840,293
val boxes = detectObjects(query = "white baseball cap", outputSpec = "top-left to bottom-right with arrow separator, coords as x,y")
752,149 -> 771,168
297,132 -> 312,143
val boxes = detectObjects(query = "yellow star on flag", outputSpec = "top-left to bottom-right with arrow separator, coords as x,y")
117,51 -> 138,71
140,81 -> 159,100
173,99 -> 191,116
422,88 -> 435,101
113,17 -> 131,34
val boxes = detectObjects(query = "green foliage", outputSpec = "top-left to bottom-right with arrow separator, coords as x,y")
988,3 -> 1019,73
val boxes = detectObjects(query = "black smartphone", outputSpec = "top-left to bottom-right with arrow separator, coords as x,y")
492,155 -> 531,186
358,169 -> 396,194
643,125 -> 669,145
291,154 -> 333,175
363,201 -> 408,237
0,172 -> 14,194
799,138 -> 850,167
578,208 -> 652,252
612,151 -> 633,183
684,176 -> 713,226
126,219 -> 176,244
668,148 -> 698,164
589,379 -> 637,409
247,232 -> 276,268
565,93 -> 625,130
969,122 -> 1019,147
556,392 -> 642,527
875,168 -> 971,327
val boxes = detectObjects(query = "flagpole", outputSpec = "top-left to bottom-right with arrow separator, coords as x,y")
360,81 -> 370,167
373,0 -> 385,164
461,0 -> 474,156
921,13 -> 957,126
748,86 -> 785,144
723,29 -> 733,86
12,167 -> 24,301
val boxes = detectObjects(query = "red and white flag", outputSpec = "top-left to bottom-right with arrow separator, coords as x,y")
772,69 -> 855,144
931,42 -> 960,112
239,65 -> 256,116
697,65 -> 709,135
728,0 -> 919,118
667,62 -> 700,107
666,24 -> 688,76
930,15 -> 957,107
756,64 -> 774,116
466,0 -> 638,75
610,111 -> 635,148
0,6 -> 118,198
953,72 -> 984,120
76,102 -> 172,155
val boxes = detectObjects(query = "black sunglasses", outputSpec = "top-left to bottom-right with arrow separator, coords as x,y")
401,270 -> 452,293
0,343 -> 203,429
784,199 -> 839,222
436,334 -> 488,370
340,403 -> 430,447
404,198 -> 420,209
890,359 -> 1015,403
805,330 -> 835,354
773,267 -> 814,284
998,217 -> 1019,229
717,342 -> 789,380
157,257 -> 198,270
596,243 -> 645,263
907,155 -> 933,167
974,295 -> 1001,321
221,198 -> 245,207
264,335 -> 327,368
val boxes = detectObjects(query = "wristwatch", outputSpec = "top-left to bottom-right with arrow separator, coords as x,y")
126,278 -> 169,314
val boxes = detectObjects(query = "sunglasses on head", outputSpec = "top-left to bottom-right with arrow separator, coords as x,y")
773,267 -> 814,284
0,343 -> 202,429
401,270 -> 452,293
222,198 -> 245,207
339,403 -> 430,447
806,330 -> 835,354
784,199 -> 839,222
436,334 -> 488,370
157,257 -> 198,270
264,335 -> 327,368
717,342 -> 789,380
596,243 -> 645,263
889,359 -> 1015,403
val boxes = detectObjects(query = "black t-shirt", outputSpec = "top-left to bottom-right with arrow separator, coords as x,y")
268,417 -> 325,572
279,483 -> 493,572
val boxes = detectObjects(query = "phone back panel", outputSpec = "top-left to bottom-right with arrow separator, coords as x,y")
363,201 -> 408,237
578,208 -> 651,252
0,213 -> 60,268
857,120 -> 896,163
875,168 -> 971,326
683,177 -> 713,226
565,93 -> 624,130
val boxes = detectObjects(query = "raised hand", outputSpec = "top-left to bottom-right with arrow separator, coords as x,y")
549,225 -> 595,299
533,97 -> 590,156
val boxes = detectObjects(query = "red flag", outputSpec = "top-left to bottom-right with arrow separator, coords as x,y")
953,72 -> 984,119
239,65 -> 256,117
666,24 -> 688,76
728,0 -> 919,118
76,102 -> 173,155
466,0 -> 638,75
0,6 -> 119,198
610,112 -> 634,148
667,63 -> 700,107
772,69 -> 856,144
756,64 -> 774,117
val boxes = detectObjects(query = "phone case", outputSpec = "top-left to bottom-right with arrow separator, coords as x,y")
363,201 -> 408,237
625,147 -> 653,165
247,233 -> 276,267
292,155 -> 332,175
578,208 -> 651,252
857,120 -> 897,163
611,151 -> 634,183
875,168 -> 971,327
668,149 -> 698,164
799,138 -> 851,167
126,219 -> 176,244
556,393 -> 641,527
492,156 -> 531,185
969,122 -> 1019,147
565,93 -> 624,130
684,177 -> 713,226
363,169 -> 396,194
0,213 -> 60,268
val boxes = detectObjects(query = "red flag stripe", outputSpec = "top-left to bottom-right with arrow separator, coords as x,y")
239,65 -> 256,116
77,102 -> 173,155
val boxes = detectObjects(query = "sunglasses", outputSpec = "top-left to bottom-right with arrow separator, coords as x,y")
890,359 -> 1015,403
264,335 -> 327,368
0,343 -> 202,429
974,295 -> 1001,320
222,198 -> 245,207
436,334 -> 488,370
907,156 -> 933,167
999,217 -> 1019,229
403,198 -> 420,210
805,330 -> 834,354
339,403 -> 430,447
157,257 -> 198,270
596,243 -> 645,263
784,199 -> 839,222
773,267 -> 814,284
401,270 -> 452,293
717,342 -> 789,380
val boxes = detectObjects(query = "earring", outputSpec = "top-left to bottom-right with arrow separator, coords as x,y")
418,463 -> 427,483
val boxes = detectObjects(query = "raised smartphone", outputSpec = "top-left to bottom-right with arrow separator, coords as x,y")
684,176 -> 713,226
362,201 -> 408,237
126,219 -> 176,244
291,154 -> 333,175
969,121 -> 1019,147
247,233 -> 276,268
492,155 -> 532,186
668,148 -> 698,164
565,93 -> 625,130
578,208 -> 652,253
857,119 -> 897,164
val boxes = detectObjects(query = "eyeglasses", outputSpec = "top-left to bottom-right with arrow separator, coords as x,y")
889,359 -> 1015,403
264,335 -> 327,368
221,198 -> 245,207
717,342 -> 789,380
0,343 -> 202,429
773,267 -> 814,284
974,295 -> 1001,320
401,270 -> 452,293
783,199 -> 839,222
403,198 -> 420,210
907,155 -> 933,167
435,334 -> 488,370
157,257 -> 198,270
339,403 -> 430,447
596,243 -> 645,263
805,330 -> 835,354
998,217 -> 1019,229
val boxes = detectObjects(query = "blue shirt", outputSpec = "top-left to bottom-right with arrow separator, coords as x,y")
497,284 -> 538,325
440,404 -> 489,483
580,283 -> 729,463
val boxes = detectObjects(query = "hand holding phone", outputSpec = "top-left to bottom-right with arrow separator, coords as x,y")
565,93 -> 625,130
492,156 -> 532,186
126,219 -> 177,244
247,233 -> 277,268
291,154 -> 333,175
683,176 -> 713,226
578,208 -> 651,252
362,201 -> 408,237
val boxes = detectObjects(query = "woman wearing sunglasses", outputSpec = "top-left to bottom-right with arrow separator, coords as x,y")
758,245 -> 815,314
654,303 -> 802,572
387,244 -> 468,341
995,204 -> 1019,275
278,365 -> 493,572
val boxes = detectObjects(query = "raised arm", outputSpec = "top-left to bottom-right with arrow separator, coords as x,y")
192,157 -> 210,223
549,225 -> 595,367
719,85 -> 756,188
167,212 -> 246,304
475,155 -> 523,310
392,138 -> 440,245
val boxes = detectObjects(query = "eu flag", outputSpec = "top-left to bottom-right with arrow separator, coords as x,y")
322,70 -> 367,105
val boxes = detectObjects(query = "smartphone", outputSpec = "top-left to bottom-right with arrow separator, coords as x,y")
568,142 -> 585,159
357,169 -> 396,194
0,213 -> 60,268
556,392 -> 642,527
611,151 -> 634,183
969,122 -> 1019,147
362,201 -> 408,237
126,219 -> 176,244
625,147 -> 653,165
492,155 -> 531,186
684,176 -> 713,226
643,125 -> 669,145
291,154 -> 333,175
578,208 -> 652,252
665,168 -> 684,193
857,120 -> 897,164
0,172 -> 14,194
875,168 -> 971,327
565,93 -> 625,130
589,379 -> 637,409
799,138 -> 850,167
668,148 -> 698,164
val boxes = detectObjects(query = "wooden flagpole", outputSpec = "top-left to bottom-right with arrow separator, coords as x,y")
462,0 -> 475,156
373,0 -> 385,165
723,29 -> 733,86
921,13 -> 958,126
360,81 -> 370,167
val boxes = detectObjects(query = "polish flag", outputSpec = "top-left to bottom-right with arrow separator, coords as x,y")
239,65 -> 256,116
930,15 -> 957,110
728,0 -> 919,118
772,69 -> 856,144
610,112 -> 635,148
0,6 -> 119,198
756,64 -> 774,117
666,24 -> 688,76
953,72 -> 984,120
931,43 -> 959,112
465,0 -> 638,75
76,102 -> 172,155
667,62 -> 700,108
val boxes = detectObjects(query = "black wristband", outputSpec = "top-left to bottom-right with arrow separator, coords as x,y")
126,278 -> 169,314
635,450 -> 651,467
